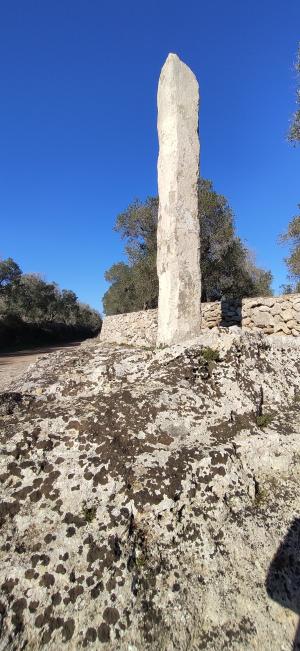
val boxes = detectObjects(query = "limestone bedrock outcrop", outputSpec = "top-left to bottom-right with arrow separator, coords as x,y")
157,53 -> 201,347
1,330 -> 300,649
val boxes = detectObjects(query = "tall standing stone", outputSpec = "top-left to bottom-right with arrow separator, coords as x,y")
156,53 -> 201,347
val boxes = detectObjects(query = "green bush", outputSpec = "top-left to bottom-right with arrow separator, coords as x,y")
256,414 -> 273,428
201,347 -> 220,362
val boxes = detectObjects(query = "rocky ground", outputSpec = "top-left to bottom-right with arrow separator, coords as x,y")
0,329 -> 300,650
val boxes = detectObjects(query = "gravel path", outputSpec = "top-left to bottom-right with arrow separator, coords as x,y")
0,341 -> 82,391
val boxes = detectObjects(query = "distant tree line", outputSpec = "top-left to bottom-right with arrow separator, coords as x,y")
0,258 -> 101,348
103,179 -> 273,315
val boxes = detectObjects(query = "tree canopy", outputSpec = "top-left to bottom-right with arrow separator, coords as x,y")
0,257 -> 22,288
280,44 -> 300,293
103,179 -> 273,315
280,207 -> 300,292
288,43 -> 300,143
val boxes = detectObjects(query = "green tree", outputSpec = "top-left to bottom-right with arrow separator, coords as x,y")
282,45 -> 300,293
280,207 -> 300,291
60,289 -> 79,324
288,43 -> 300,143
9,274 -> 60,322
77,303 -> 102,330
198,180 -> 272,301
0,258 -> 22,290
103,179 -> 273,315
103,263 -> 139,315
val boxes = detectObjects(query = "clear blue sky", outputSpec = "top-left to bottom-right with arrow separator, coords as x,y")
0,0 -> 299,312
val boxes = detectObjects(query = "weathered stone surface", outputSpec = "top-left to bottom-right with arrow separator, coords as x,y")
257,304 -> 272,312
282,308 -> 296,323
1,331 -> 300,649
287,319 -> 299,329
251,311 -> 274,328
157,53 -> 201,346
271,303 -> 284,316
274,313 -> 284,325
274,322 -> 290,335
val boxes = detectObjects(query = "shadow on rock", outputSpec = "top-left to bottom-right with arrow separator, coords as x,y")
266,518 -> 300,650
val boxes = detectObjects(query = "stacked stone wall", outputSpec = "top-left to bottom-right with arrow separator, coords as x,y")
100,309 -> 158,347
100,294 -> 300,346
201,300 -> 241,328
242,294 -> 300,336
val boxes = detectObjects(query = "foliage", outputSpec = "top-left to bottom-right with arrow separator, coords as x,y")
201,347 -> 220,363
0,258 -> 101,336
281,45 -> 300,292
288,44 -> 300,143
198,180 -> 272,301
103,179 -> 273,315
256,413 -> 274,429
0,258 -> 22,288
279,207 -> 300,290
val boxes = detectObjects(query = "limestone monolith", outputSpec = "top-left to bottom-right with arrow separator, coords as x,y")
156,53 -> 201,347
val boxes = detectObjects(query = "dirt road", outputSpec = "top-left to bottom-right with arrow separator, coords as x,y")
0,342 -> 82,391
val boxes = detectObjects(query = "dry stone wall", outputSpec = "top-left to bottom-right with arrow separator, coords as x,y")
242,294 -> 300,336
100,309 -> 158,347
100,294 -> 300,347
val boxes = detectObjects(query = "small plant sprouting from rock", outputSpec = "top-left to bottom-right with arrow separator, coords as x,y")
255,386 -> 273,428
254,480 -> 268,507
256,414 -> 273,429
201,347 -> 220,363
82,504 -> 97,522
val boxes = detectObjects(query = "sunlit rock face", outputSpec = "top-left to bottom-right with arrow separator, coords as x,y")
157,53 -> 201,347
1,331 -> 300,649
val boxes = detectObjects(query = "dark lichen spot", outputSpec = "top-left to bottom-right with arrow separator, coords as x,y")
64,512 -> 86,528
91,582 -> 103,599
83,627 -> 97,646
25,569 -> 39,580
103,607 -> 119,625
39,572 -> 55,588
65,585 -> 84,604
98,622 -> 110,643
56,564 -> 66,574
93,469 -> 107,486
62,618 -> 75,642
51,592 -> 62,606
1,578 -> 19,593
59,552 -> 69,561
82,504 -> 97,522
29,600 -> 39,613
31,553 -> 50,568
